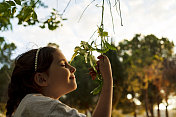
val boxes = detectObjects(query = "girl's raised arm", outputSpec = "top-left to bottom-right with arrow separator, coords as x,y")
90,55 -> 113,117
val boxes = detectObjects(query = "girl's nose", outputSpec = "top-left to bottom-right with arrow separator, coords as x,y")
70,66 -> 76,73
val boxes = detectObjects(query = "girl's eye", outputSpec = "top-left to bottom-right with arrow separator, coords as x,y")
61,64 -> 66,67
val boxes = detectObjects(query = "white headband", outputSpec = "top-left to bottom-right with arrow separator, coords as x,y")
35,47 -> 42,72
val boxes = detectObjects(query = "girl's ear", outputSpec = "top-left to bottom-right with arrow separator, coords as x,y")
34,73 -> 48,87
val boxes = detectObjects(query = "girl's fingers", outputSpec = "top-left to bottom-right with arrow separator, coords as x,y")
89,55 -> 106,80
90,73 -> 96,80
97,55 -> 104,59
89,67 -> 97,80
96,61 -> 100,66
90,73 -> 96,77
92,75 -> 96,80
89,67 -> 94,71
89,71 -> 96,75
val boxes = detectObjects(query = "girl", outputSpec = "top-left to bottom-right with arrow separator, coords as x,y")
6,46 -> 113,117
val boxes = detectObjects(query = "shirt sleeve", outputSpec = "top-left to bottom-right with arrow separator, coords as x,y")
48,101 -> 86,117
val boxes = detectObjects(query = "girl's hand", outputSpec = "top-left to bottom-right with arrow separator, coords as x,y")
91,55 -> 113,117
89,55 -> 112,81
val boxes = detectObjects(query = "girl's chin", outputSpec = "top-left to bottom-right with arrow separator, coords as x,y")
72,83 -> 77,91
68,80 -> 77,90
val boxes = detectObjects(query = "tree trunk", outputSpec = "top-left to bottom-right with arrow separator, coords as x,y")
157,102 -> 160,117
165,95 -> 169,117
133,102 -> 137,117
150,103 -> 154,117
134,110 -> 137,117
144,89 -> 150,117
166,105 -> 169,117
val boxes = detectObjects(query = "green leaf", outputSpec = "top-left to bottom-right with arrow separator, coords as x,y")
79,49 -> 87,55
98,27 -> 103,33
2,2 -> 11,8
0,37 -> 5,43
74,46 -> 81,52
80,41 -> 89,50
11,7 -> 16,16
105,42 -> 117,50
47,18 -> 52,23
102,31 -> 108,37
32,11 -> 37,20
84,53 -> 88,63
96,48 -> 109,53
24,15 -> 32,22
56,21 -> 60,24
89,55 -> 94,67
91,41 -> 94,46
39,25 -> 45,29
14,0 -> 21,5
62,18 -> 67,20
0,2 -> 10,13
6,1 -> 16,6
70,52 -> 78,63
23,7 -> 33,22
91,84 -> 102,95
89,55 -> 97,72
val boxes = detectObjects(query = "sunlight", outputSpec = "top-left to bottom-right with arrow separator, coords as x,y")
154,96 -> 176,110
155,103 -> 173,110
133,98 -> 141,105
127,94 -> 132,99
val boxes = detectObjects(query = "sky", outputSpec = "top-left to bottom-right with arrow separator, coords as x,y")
1,0 -> 176,60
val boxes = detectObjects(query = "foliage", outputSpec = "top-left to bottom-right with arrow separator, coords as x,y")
116,34 -> 174,116
163,56 -> 176,92
0,65 -> 13,102
0,0 -> 64,31
0,37 -> 16,66
70,27 -> 116,94
162,56 -> 176,116
0,38 -> 16,103
0,102 -> 6,115
69,0 -> 123,95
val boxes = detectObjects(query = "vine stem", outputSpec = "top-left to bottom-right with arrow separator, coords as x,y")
78,0 -> 96,22
32,0 -> 40,7
100,0 -> 105,53
61,0 -> 72,16
117,0 -> 123,26
108,0 -> 115,34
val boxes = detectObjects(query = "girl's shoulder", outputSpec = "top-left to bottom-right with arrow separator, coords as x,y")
13,93 -> 86,117
13,93 -> 57,117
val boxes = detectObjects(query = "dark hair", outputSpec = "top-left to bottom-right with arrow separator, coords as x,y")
6,46 -> 57,117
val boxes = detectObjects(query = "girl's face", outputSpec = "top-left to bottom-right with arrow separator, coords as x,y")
45,49 -> 77,99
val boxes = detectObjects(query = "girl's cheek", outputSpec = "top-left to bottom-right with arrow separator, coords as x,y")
66,69 -> 71,77
61,69 -> 70,78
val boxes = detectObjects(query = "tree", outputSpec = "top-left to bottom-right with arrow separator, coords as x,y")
0,0 -> 63,31
162,56 -> 176,117
116,34 -> 174,117
0,37 -> 16,65
0,37 -> 16,113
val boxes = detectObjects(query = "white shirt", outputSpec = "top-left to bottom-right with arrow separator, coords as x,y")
13,94 -> 86,117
